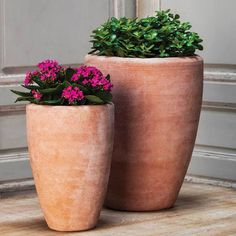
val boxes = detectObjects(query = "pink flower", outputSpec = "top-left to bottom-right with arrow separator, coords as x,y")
24,72 -> 32,86
71,74 -> 79,82
16,61 -> 113,106
74,65 -> 103,79
32,90 -> 42,100
24,71 -> 39,86
37,59 -> 60,72
72,65 -> 113,91
62,86 -> 84,104
103,83 -> 113,91
89,74 -> 113,91
40,74 -> 46,81
37,59 -> 61,82
91,75 -> 100,87
82,79 -> 89,85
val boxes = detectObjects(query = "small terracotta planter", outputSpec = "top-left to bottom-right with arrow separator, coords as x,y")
85,55 -> 203,211
26,104 -> 114,231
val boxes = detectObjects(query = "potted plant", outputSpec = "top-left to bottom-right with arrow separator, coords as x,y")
85,10 -> 203,211
11,60 -> 114,231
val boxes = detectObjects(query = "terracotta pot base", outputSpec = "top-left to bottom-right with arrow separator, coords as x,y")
47,222 -> 96,232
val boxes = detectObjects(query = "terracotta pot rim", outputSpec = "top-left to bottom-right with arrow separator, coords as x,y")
26,103 -> 114,109
86,54 -> 203,64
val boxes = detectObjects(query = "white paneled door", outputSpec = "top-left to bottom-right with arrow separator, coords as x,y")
137,0 -> 236,181
1,0 -> 235,182
0,0 -> 135,181
159,0 -> 236,181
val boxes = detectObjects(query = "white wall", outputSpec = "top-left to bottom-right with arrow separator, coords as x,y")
137,0 -> 236,181
1,0 -> 235,182
160,0 -> 236,180
0,0 -> 135,181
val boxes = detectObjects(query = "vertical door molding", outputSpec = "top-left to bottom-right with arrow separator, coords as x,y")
111,0 -> 136,18
136,0 -> 160,18
0,0 -> 4,70
111,0 -> 125,17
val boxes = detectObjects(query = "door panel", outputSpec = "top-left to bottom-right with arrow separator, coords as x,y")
1,0 -> 235,182
0,113 -> 27,150
0,0 -> 122,181
3,0 -> 110,67
0,0 -> 136,181
161,0 -> 236,180
196,108 -> 236,149
161,0 -> 236,64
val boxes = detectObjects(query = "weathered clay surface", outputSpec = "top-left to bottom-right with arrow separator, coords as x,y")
26,104 -> 114,231
85,55 -> 203,211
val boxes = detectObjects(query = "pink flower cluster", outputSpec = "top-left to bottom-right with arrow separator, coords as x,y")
71,66 -> 113,91
32,90 -> 42,100
24,71 -> 39,86
19,60 -> 113,105
37,60 -> 61,81
62,86 -> 84,104
24,59 -> 61,86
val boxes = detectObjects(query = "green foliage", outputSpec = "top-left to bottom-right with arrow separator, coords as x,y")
90,9 -> 203,58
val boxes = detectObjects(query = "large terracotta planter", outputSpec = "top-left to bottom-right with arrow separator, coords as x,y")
26,104 -> 114,231
85,55 -> 203,211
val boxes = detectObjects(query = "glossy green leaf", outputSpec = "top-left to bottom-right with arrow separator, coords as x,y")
15,96 -> 34,103
22,85 -> 41,90
65,68 -> 76,81
11,90 -> 31,97
39,81 -> 70,94
32,77 -> 45,87
96,91 -> 112,102
73,84 -> 90,94
89,9 -> 203,58
40,99 -> 63,105
85,95 -> 104,104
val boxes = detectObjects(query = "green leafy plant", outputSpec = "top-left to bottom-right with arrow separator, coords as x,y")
11,60 -> 113,105
90,9 -> 203,58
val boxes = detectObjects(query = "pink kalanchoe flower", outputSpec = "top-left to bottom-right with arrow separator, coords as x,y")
91,75 -> 100,87
76,65 -> 102,78
103,83 -> 113,91
99,76 -> 113,91
40,74 -> 46,81
24,72 -> 32,86
69,65 -> 113,91
32,71 -> 39,76
71,74 -> 79,82
90,74 -> 113,91
24,71 -> 39,86
82,79 -> 89,85
87,66 -> 102,76
62,86 -> 84,104
37,59 -> 60,72
37,59 -> 61,81
76,66 -> 113,91
76,66 -> 89,77
32,90 -> 42,100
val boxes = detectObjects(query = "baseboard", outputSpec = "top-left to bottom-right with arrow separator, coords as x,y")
188,148 -> 236,181
1,147 -> 236,194
185,175 -> 236,189
0,175 -> 235,198
0,178 -> 35,198
0,151 -> 32,181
